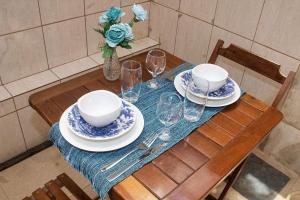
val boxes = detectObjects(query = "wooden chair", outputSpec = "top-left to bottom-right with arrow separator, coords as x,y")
23,173 -> 97,200
206,39 -> 296,200
208,39 -> 296,108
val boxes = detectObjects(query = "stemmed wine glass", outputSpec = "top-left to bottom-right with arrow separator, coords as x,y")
146,49 -> 166,89
156,92 -> 182,141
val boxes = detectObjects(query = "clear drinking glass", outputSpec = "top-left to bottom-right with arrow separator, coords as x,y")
120,60 -> 142,103
146,49 -> 166,89
184,79 -> 209,122
156,92 -> 182,141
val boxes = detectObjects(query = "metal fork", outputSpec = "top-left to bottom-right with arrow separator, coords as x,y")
100,132 -> 159,172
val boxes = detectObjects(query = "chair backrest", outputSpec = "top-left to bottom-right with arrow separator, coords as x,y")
208,39 -> 296,108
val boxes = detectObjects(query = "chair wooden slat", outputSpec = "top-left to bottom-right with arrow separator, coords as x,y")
57,173 -> 92,200
208,39 -> 296,108
32,188 -> 51,200
46,180 -> 71,200
24,173 -> 93,200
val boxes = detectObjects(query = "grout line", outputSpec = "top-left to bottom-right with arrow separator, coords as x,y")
251,0 -> 266,50
205,0 -> 219,62
36,0 -> 50,70
83,0 -> 89,56
172,4 -> 181,54
13,97 -> 28,150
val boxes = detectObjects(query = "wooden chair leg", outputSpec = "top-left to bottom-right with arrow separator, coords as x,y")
217,159 -> 247,200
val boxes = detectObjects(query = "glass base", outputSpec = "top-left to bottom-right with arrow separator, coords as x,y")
147,79 -> 159,89
159,128 -> 170,141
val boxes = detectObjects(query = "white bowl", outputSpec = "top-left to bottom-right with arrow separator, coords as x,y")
77,90 -> 122,127
192,64 -> 228,92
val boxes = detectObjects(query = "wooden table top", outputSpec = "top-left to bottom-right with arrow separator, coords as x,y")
29,50 -> 283,200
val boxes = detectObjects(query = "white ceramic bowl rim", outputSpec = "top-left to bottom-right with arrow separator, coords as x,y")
77,90 -> 122,117
192,64 -> 228,83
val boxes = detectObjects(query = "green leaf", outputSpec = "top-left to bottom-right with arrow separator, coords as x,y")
93,28 -> 105,37
101,43 -> 113,58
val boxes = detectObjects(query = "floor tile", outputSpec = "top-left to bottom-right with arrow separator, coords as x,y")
0,147 -> 68,200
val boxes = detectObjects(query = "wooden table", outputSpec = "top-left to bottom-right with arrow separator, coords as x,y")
29,50 -> 283,200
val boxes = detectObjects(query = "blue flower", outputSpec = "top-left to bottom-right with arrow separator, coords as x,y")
105,23 -> 134,47
132,4 -> 147,21
99,7 -> 125,24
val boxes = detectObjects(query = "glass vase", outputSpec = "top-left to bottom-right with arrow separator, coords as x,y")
103,48 -> 121,81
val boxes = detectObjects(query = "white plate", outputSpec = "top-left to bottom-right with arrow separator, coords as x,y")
174,73 -> 241,107
178,70 -> 235,100
67,101 -> 136,141
59,102 -> 144,152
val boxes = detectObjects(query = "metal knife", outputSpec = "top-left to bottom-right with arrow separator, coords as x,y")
160,63 -> 191,81
107,144 -> 165,182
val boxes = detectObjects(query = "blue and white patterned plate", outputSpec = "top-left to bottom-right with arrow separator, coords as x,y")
67,101 -> 136,141
180,70 -> 235,100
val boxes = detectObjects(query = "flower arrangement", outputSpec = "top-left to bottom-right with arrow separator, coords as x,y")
94,4 -> 148,58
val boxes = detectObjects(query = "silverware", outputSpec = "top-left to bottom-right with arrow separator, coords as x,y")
100,131 -> 160,172
160,63 -> 190,81
107,144 -> 164,182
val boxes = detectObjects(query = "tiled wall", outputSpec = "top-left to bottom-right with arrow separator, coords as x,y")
0,0 -> 150,163
149,0 -> 300,174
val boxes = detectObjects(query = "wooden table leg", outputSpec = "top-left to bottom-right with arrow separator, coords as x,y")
217,159 -> 247,200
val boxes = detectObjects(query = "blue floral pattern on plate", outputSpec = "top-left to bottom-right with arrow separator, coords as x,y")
180,70 -> 235,98
67,101 -> 136,140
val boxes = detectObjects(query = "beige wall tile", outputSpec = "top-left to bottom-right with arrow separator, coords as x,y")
0,28 -> 48,84
0,86 -> 11,102
207,27 -> 252,84
0,147 -> 69,200
149,3 -> 178,53
86,12 -> 104,55
255,0 -> 300,60
214,0 -> 264,39
43,17 -> 87,68
180,0 -> 218,23
0,0 -> 40,35
0,112 -> 26,162
154,0 -> 180,10
85,0 -> 120,15
251,43 -> 300,77
263,121 -> 300,174
51,57 -> 98,79
122,2 -> 149,40
0,99 -> 15,117
89,52 -> 105,64
39,0 -> 84,24
0,187 -> 8,200
17,107 -> 49,149
14,81 -> 60,110
121,0 -> 148,6
241,68 -> 281,104
5,70 -> 59,97
129,37 -> 159,53
282,69 -> 300,130
174,14 -> 212,64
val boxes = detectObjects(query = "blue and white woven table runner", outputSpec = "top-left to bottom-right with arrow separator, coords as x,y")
49,63 -> 226,199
